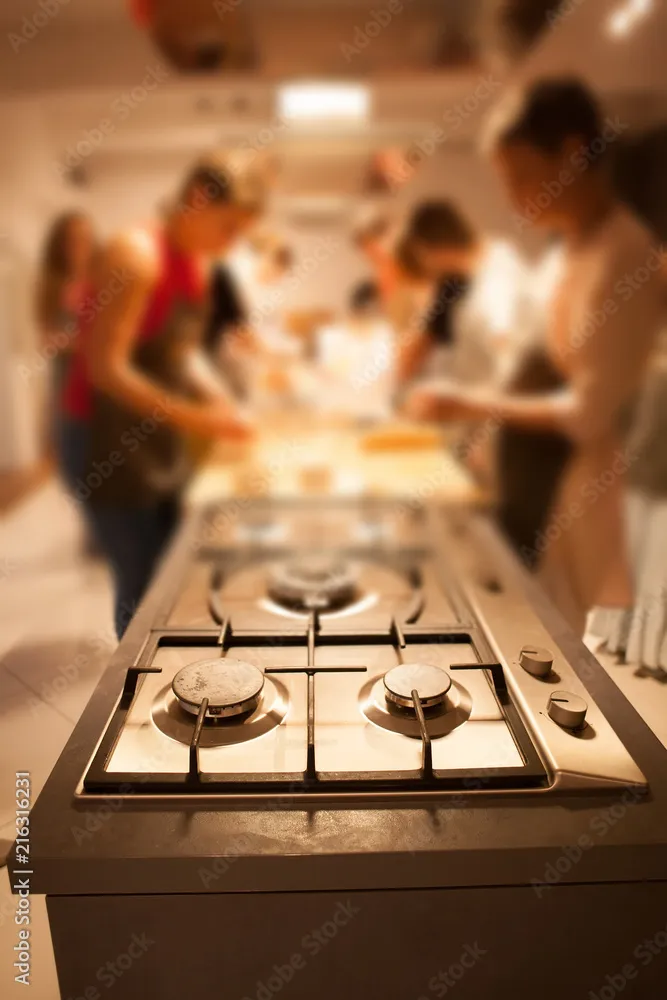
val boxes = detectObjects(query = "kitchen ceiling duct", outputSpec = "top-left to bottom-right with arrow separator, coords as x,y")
133,0 -> 484,77
143,0 -> 258,72
492,0 -> 566,60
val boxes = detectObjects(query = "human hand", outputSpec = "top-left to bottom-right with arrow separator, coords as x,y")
403,379 -> 469,422
195,400 -> 255,441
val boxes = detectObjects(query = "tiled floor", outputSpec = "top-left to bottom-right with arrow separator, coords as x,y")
0,478 -> 114,998
0,479 -> 666,998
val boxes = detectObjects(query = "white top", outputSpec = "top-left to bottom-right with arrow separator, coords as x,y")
226,244 -> 287,331
316,319 -> 395,419
451,238 -> 531,384
417,238 -> 531,386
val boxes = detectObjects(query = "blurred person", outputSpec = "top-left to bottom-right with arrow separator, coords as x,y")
406,78 -> 665,635
61,159 -> 255,638
203,168 -> 267,393
36,210 -> 95,441
204,252 -> 250,397
203,151 -> 272,369
352,210 -> 400,304
315,280 -> 395,420
231,238 -> 295,338
385,233 -> 437,349
206,238 -> 297,407
395,200 -> 529,387
590,323 -> 667,671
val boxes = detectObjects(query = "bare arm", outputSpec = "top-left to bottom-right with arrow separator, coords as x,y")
182,347 -> 238,404
408,243 -> 664,445
396,327 -> 431,385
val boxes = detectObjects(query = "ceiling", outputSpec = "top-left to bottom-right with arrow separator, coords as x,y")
0,0 -> 563,86
3,0 -> 666,208
1,0 -> 123,24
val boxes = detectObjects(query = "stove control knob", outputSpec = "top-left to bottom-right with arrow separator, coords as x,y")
519,645 -> 553,678
548,691 -> 588,730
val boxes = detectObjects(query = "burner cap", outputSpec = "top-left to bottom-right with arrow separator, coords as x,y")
172,658 -> 264,718
383,662 -> 452,710
267,554 -> 359,611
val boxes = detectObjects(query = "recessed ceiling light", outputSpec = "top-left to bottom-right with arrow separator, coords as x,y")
277,83 -> 370,122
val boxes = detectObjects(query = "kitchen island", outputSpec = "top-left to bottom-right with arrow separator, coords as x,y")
12,426 -> 667,999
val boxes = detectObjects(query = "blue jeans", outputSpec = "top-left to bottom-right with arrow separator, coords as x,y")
57,416 -> 180,639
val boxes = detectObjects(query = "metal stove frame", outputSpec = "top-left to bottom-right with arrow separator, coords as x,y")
83,540 -> 549,795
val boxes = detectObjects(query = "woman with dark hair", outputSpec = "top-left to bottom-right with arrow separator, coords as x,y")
407,78 -> 665,634
395,199 -> 527,387
36,210 -> 95,434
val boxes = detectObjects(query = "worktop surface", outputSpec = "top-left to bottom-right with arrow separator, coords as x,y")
20,501 -> 667,897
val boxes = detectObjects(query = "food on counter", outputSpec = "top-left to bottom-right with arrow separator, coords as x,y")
360,421 -> 442,452
299,463 -> 333,495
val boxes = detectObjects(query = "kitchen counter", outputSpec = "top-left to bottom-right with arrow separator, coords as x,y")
186,416 -> 487,510
20,509 -> 667,898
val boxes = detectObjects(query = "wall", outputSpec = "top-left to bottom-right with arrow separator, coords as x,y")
0,99 -> 86,470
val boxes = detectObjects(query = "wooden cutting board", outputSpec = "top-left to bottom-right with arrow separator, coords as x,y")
186,418 -> 486,509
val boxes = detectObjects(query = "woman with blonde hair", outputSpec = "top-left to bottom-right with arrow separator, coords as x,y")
407,79 -> 664,635
61,159 -> 255,637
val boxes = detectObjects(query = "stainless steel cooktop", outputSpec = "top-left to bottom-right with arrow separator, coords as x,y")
81,501 -> 647,800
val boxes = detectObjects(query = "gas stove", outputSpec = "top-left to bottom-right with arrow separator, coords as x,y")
81,500 -> 646,800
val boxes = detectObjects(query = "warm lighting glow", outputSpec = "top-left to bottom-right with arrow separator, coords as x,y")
606,0 -> 654,38
277,83 -> 370,122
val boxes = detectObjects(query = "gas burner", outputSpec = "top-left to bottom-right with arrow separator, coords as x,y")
360,671 -> 471,740
383,662 -> 452,710
153,672 -> 289,747
267,554 -> 359,611
172,658 -> 264,718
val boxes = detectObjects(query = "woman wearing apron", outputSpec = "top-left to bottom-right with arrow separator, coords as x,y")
63,160 -> 258,638
406,79 -> 664,635
394,200 -> 528,388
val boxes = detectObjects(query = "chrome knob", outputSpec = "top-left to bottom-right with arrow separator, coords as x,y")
548,691 -> 588,730
519,645 -> 553,678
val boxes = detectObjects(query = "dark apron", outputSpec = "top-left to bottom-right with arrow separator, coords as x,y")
495,346 -> 574,569
88,298 -> 206,508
